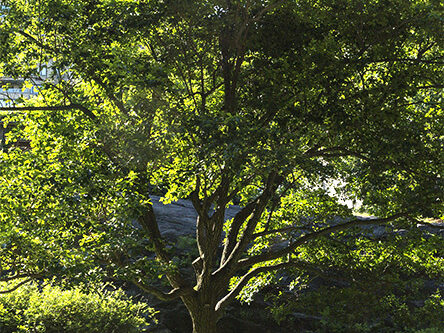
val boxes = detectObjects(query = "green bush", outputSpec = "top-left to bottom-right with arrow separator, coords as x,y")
0,281 -> 155,333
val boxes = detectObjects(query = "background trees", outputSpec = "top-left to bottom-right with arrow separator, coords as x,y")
0,1 -> 442,332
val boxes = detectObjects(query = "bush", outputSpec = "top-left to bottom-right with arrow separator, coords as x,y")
0,281 -> 155,333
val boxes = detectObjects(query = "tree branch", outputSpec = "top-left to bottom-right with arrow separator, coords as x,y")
16,30 -> 56,53
239,213 -> 408,268
132,279 -> 195,301
344,57 -> 444,65
215,172 -> 282,284
0,273 -> 42,282
220,198 -> 258,265
304,146 -> 369,160
407,216 -> 444,230
0,104 -> 97,121
215,260 -> 310,312
0,278 -> 33,294
253,225 -> 309,238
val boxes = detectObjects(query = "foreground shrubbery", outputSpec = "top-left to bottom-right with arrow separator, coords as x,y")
0,281 -> 154,333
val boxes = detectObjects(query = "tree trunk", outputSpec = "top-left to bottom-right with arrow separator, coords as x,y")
184,297 -> 220,333
190,308 -> 218,333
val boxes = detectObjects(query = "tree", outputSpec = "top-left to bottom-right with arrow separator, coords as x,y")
0,1 -> 442,332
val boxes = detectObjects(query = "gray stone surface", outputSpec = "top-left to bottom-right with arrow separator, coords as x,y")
151,196 -> 241,240
151,196 -> 443,242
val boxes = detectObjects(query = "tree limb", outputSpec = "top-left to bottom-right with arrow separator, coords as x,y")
16,30 -> 56,53
0,104 -> 97,121
216,172 -> 282,284
253,225 -> 309,238
238,213 -> 408,268
215,260 -> 310,312
132,279 -> 195,301
304,146 -> 369,160
0,278 -> 33,294
0,273 -> 42,282
407,216 -> 444,230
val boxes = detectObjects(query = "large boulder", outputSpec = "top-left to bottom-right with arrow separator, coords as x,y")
151,196 -> 241,240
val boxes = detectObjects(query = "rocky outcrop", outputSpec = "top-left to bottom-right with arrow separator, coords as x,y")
151,195 -> 444,241
151,196 -> 241,240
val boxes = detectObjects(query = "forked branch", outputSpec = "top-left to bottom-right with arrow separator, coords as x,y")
215,260 -> 316,312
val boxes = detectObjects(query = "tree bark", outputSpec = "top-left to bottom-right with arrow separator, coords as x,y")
190,307 -> 219,333
182,287 -> 222,333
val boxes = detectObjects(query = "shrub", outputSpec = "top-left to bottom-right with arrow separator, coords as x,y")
0,281 -> 155,333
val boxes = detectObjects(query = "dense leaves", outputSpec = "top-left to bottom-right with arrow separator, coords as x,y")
0,1 -> 442,332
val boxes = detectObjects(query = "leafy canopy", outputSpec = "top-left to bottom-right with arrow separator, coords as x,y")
0,0 -> 442,328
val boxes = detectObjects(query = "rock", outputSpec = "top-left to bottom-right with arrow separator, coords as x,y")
150,196 -> 444,244
408,300 -> 425,308
144,298 -> 193,333
291,312 -> 323,321
151,196 -> 241,240
162,305 -> 193,333
423,279 -> 444,293
417,221 -> 444,236
147,329 -> 173,333
218,315 -> 274,333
